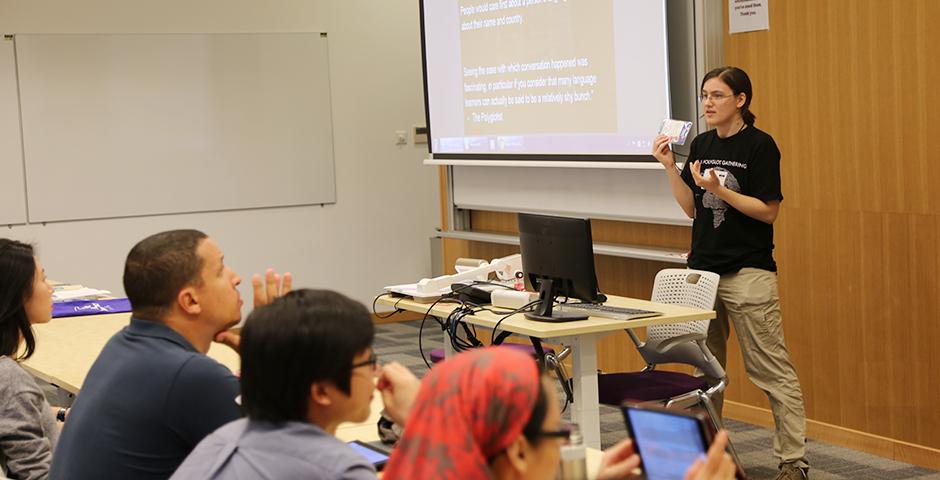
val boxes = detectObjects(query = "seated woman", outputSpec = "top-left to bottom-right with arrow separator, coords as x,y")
0,239 -> 59,480
382,347 -> 735,480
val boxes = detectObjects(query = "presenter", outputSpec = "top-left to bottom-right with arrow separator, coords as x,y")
652,67 -> 809,480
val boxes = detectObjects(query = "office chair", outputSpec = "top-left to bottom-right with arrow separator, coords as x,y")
597,269 -> 740,463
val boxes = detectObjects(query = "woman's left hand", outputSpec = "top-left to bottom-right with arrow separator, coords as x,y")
690,161 -> 722,193
596,438 -> 642,479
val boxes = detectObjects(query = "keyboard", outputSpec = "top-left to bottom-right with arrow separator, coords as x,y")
554,303 -> 662,321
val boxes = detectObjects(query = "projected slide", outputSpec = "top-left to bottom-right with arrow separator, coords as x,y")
423,0 -> 670,158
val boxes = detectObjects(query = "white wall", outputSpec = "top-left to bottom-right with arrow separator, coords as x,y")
0,0 -> 439,310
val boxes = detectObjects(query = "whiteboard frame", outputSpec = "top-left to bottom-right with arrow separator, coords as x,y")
15,32 -> 337,223
0,36 -> 28,225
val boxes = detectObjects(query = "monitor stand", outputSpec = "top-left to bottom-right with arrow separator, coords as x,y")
524,278 -> 589,323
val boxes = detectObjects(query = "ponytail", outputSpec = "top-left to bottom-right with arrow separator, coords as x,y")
741,107 -> 756,126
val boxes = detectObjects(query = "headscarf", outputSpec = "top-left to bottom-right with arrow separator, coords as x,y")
382,346 -> 541,479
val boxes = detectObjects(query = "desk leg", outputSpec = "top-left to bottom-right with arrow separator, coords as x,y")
568,333 -> 601,449
443,328 -> 456,359
442,316 -> 458,359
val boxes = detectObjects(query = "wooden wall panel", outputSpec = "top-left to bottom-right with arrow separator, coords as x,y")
437,0 -> 940,458
724,0 -> 940,450
468,210 -> 691,249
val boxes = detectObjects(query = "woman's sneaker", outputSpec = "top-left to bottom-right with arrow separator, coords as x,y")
773,462 -> 809,480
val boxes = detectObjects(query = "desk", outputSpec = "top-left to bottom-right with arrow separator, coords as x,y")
21,312 -> 239,394
376,293 -> 714,449
25,312 -> 609,477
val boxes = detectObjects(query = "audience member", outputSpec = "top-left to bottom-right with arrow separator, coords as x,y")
50,230 -> 289,479
0,239 -> 59,480
172,289 -> 420,479
382,347 -> 736,480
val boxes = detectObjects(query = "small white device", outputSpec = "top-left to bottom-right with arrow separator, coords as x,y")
491,290 -> 538,310
659,119 -> 693,145
415,253 -> 522,295
385,253 -> 524,302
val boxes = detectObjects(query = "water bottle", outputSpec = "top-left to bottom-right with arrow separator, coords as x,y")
558,424 -> 588,479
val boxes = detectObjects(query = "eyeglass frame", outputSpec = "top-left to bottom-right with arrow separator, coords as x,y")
537,429 -> 572,440
536,424 -> 573,442
698,91 -> 739,103
351,352 -> 379,371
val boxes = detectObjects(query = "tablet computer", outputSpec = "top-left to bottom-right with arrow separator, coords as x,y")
347,440 -> 390,471
621,404 -> 713,480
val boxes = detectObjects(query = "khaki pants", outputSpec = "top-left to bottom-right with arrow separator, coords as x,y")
706,268 -> 808,468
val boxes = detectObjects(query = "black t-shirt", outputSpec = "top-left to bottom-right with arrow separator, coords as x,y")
680,125 -> 783,274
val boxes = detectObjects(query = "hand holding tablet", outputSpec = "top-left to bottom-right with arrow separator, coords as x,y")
621,404 -> 741,480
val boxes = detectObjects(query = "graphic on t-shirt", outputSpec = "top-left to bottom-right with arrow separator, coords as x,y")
702,167 -> 740,228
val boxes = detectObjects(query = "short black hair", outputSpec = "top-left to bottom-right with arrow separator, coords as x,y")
522,372 -> 549,444
702,66 -> 756,126
123,230 -> 208,321
0,239 -> 38,360
240,289 -> 375,422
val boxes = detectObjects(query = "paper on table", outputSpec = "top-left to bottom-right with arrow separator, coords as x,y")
52,288 -> 111,302
383,283 -> 451,303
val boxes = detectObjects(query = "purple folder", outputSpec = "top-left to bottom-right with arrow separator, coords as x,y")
52,298 -> 132,318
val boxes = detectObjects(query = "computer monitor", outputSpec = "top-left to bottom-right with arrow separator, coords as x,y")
517,213 -> 607,322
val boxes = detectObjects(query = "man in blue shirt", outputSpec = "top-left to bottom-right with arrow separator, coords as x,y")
50,229 -> 290,480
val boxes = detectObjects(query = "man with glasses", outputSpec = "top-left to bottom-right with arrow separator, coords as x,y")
172,289 -> 420,479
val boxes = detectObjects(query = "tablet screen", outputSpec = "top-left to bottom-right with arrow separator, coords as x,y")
347,441 -> 390,468
625,408 -> 707,480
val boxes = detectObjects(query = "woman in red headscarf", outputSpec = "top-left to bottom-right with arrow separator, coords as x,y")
383,346 -> 735,480
383,346 -> 640,479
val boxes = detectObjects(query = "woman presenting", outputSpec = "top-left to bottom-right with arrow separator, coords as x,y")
653,66 -> 809,480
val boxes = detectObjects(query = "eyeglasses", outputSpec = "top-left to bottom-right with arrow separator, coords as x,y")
351,352 -> 379,371
537,426 -> 573,442
699,92 -> 735,103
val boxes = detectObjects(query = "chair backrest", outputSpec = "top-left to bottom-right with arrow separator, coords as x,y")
646,269 -> 719,344
634,269 -> 724,379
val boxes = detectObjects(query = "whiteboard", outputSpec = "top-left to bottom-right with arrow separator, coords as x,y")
15,33 -> 336,222
0,38 -> 27,225
452,165 -> 691,225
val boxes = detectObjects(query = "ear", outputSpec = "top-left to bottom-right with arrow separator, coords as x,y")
177,286 -> 201,315
736,93 -> 747,109
309,381 -> 333,407
502,435 -> 531,475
